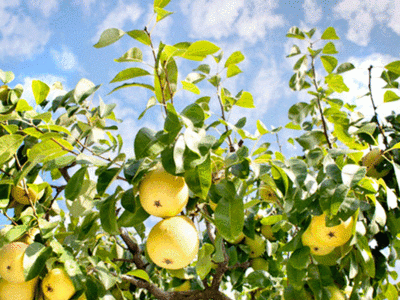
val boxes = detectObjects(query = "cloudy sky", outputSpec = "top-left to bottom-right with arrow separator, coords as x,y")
1,1 -> 400,226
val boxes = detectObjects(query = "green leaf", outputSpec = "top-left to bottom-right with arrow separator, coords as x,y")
286,26 -> 306,39
100,195 -> 121,235
15,99 -> 33,112
153,0 -> 170,9
384,90 -> 400,103
288,102 -> 309,125
94,28 -> 125,48
126,269 -> 150,282
184,154 -> 211,199
0,134 -> 24,165
126,30 -> 151,46
65,167 -> 87,200
181,103 -> 205,128
28,139 -> 72,163
336,62 -> 355,74
325,74 -> 349,93
196,243 -> 214,280
181,81 -> 200,94
289,247 -> 310,270
32,80 -> 50,105
108,82 -> 154,95
74,78 -> 101,103
385,61 -> 400,75
182,41 -> 220,60
322,42 -> 338,54
321,27 -> 340,40
118,195 -> 150,228
114,47 -> 143,63
256,120 -> 269,135
0,70 -> 15,84
110,67 -> 150,83
214,193 -> 244,243
193,64 -> 210,74
134,127 -> 164,159
287,45 -> 301,57
342,164 -> 366,188
23,243 -> 52,282
320,56 -> 338,74
154,7 -> 173,22
288,158 -> 307,187
97,167 -> 122,195
384,283 -> 398,300
294,55 -> 308,70
224,51 -> 245,67
235,91 -> 255,108
227,65 -> 242,78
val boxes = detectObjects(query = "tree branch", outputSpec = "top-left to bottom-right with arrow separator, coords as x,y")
368,65 -> 389,149
120,228 -> 148,270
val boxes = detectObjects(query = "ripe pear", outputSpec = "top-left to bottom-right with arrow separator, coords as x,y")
173,280 -> 191,291
244,234 -> 266,258
11,185 -> 38,205
259,183 -> 277,202
260,225 -> 276,241
42,267 -> 76,300
301,227 -> 335,256
139,165 -> 189,218
309,213 -> 354,247
0,277 -> 38,300
251,257 -> 268,271
362,148 -> 390,178
326,285 -> 346,300
0,241 -> 29,283
146,216 -> 199,269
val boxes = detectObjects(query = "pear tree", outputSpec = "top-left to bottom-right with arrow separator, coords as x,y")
1,1 -> 400,299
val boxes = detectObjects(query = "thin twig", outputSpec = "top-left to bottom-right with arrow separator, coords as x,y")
368,65 -> 389,149
216,85 -> 235,152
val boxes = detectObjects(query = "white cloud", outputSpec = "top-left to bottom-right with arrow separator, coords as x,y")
303,0 -> 323,25
0,1 -> 51,60
73,0 -> 97,14
92,1 -> 143,44
180,0 -> 286,43
28,0 -> 59,17
50,46 -> 82,72
333,0 -> 400,46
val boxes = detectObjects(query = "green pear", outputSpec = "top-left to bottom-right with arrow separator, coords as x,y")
0,242 -> 29,283
0,277 -> 37,300
42,267 -> 76,300
244,234 -> 266,258
251,258 -> 268,271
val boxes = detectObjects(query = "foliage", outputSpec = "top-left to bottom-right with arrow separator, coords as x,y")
1,2 -> 400,300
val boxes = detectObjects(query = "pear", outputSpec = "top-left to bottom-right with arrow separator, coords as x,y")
42,267 -> 76,300
0,277 -> 38,300
139,165 -> 189,218
244,234 -> 266,258
362,148 -> 390,178
11,185 -> 38,205
259,182 -> 278,202
251,257 -> 269,271
309,213 -> 354,247
0,241 -> 29,283
301,227 -> 335,256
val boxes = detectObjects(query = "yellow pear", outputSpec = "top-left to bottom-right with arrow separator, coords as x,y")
0,277 -> 38,300
244,234 -> 266,258
11,185 -> 38,205
251,257 -> 268,271
260,225 -> 276,241
310,213 -> 354,247
173,280 -> 191,291
326,285 -> 346,300
146,216 -> 199,270
362,148 -> 390,178
259,183 -> 277,202
42,267 -> 76,300
139,165 -> 189,218
0,241 -> 29,283
301,227 -> 335,256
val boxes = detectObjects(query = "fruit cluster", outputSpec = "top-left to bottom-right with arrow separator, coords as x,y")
0,241 -> 84,300
139,165 -> 199,270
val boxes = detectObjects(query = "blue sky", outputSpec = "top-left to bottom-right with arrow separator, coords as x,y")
1,1 -> 400,226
